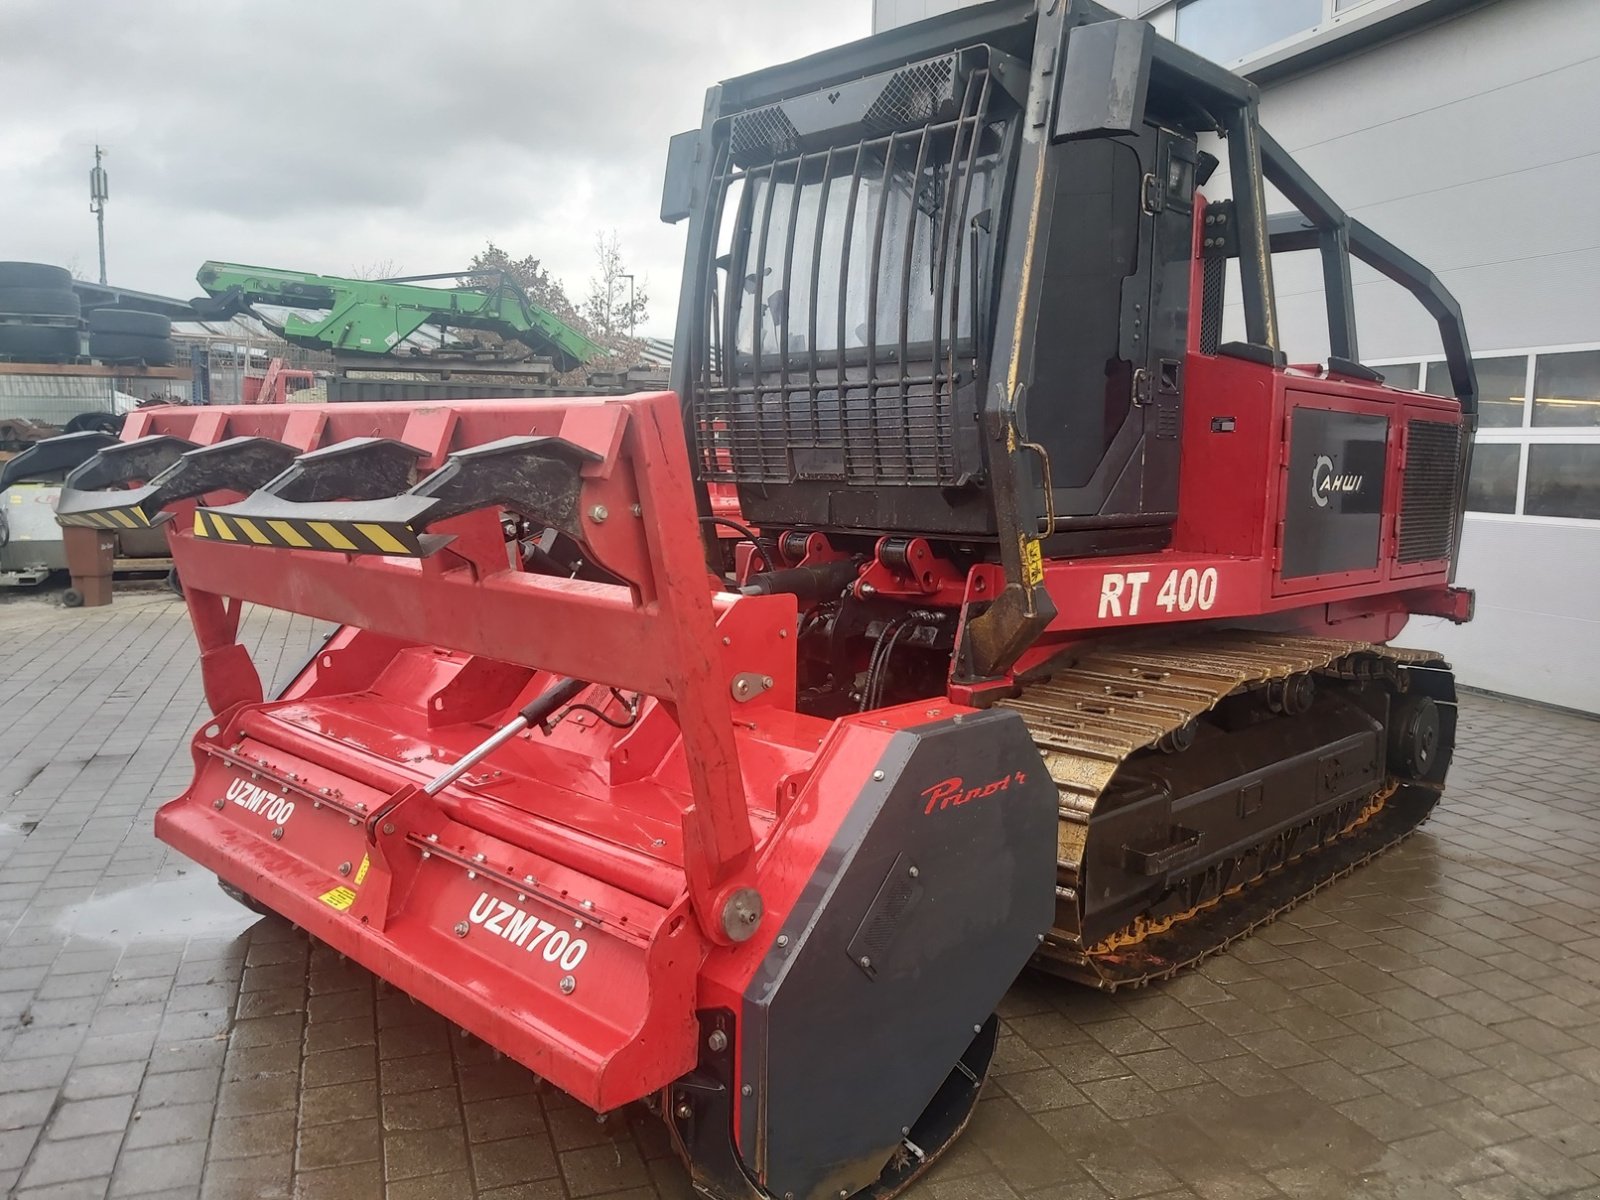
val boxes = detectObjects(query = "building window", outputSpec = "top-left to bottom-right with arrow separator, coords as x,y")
1525,445 -> 1600,520
1375,362 -> 1421,391
1426,356 -> 1526,429
1465,444 -> 1519,515
1375,345 -> 1600,524
1175,0 -> 1322,65
1531,349 -> 1600,429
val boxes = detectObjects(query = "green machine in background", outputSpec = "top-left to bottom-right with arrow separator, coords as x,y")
193,262 -> 607,372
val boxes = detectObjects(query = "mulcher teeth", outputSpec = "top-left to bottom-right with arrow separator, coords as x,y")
259,438 -> 427,503
141,437 -> 302,516
194,434 -> 602,557
54,434 -> 200,529
407,435 -> 601,542
52,434 -> 309,529
0,431 -> 120,492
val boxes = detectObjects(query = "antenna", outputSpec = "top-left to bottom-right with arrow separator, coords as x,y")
89,145 -> 109,285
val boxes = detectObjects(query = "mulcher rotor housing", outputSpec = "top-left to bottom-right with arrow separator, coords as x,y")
45,3 -> 1475,1198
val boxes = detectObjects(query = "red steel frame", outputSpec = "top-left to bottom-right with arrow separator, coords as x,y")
137,392 -> 892,1112
129,395 -> 772,940
134,395 -> 995,1118
120,196 -> 1468,1122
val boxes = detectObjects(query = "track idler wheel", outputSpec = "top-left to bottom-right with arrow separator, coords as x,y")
1388,694 -> 1441,779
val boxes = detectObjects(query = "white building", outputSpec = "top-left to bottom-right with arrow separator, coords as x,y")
875,0 -> 1600,713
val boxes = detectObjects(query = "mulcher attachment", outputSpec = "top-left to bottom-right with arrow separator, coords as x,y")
92,394 -> 1057,1200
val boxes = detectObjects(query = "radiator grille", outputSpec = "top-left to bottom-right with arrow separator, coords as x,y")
1398,419 -> 1461,563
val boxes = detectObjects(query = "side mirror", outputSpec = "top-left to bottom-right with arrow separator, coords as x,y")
1054,19 -> 1154,141
661,129 -> 701,224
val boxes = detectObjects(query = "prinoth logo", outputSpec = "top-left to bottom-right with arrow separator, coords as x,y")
920,770 -> 1029,815
1311,454 -> 1365,508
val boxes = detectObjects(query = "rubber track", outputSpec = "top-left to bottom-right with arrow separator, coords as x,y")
996,630 -> 1447,990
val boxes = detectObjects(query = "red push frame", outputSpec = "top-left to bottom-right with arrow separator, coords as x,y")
130,393 -> 763,944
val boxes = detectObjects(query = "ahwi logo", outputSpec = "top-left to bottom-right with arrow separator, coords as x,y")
225,777 -> 295,825
466,892 -> 589,973
920,770 -> 1029,815
1311,454 -> 1364,508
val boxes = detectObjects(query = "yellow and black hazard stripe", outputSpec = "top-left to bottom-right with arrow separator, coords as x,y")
192,508 -> 423,556
56,506 -> 153,530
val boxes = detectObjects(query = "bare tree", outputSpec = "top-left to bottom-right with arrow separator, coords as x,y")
348,259 -> 403,280
584,231 -> 649,343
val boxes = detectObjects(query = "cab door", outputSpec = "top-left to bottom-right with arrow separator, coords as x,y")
1017,123 -> 1197,537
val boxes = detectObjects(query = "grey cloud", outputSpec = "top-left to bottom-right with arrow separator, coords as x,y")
0,0 -> 868,336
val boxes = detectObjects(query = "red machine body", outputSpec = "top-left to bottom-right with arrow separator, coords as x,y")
90,395 -> 1047,1151
42,5 -> 1480,1197
44,185 -> 1471,1200
108,291 -> 1464,1099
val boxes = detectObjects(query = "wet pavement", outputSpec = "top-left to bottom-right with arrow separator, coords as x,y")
2,591 -> 1600,1199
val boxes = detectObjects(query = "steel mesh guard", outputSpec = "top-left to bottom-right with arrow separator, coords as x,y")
729,105 -> 802,166
1199,257 -> 1225,356
863,57 -> 958,133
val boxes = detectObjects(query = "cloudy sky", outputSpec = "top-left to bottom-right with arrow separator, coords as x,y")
0,1 -> 869,338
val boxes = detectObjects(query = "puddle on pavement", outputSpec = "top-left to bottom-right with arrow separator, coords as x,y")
60,870 -> 260,946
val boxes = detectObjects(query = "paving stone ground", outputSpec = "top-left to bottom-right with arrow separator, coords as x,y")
2,589 -> 1599,1200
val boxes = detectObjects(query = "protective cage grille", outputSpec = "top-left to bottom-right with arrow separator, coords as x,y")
700,382 -> 957,486
1397,419 -> 1462,563
692,65 -> 1002,491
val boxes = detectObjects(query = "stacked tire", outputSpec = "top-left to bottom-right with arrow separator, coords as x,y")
0,262 -> 82,363
88,308 -> 174,366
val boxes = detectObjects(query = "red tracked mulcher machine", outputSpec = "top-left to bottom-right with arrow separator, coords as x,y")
40,2 -> 1478,1197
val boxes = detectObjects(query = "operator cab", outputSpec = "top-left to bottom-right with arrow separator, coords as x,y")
664,3 -> 1236,558
663,0 -> 1475,569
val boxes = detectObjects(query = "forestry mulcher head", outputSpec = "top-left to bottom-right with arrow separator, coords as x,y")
54,393 -> 1059,1200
